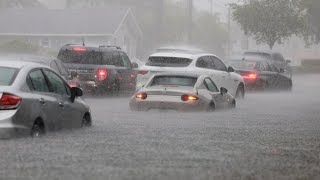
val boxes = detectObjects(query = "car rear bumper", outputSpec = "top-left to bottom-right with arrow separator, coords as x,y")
0,110 -> 28,138
130,99 -> 206,112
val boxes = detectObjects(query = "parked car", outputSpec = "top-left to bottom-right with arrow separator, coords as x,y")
130,73 -> 236,111
137,49 -> 245,98
0,54 -> 78,87
243,51 -> 292,78
228,58 -> 292,91
0,60 -> 91,138
57,44 -> 138,94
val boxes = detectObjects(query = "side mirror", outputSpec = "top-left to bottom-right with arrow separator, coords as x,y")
286,59 -> 291,64
227,66 -> 234,72
220,87 -> 228,95
71,87 -> 83,102
70,71 -> 78,79
131,62 -> 139,69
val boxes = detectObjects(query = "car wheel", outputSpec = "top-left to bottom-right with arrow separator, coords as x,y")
31,120 -> 45,137
207,102 -> 215,112
81,114 -> 92,127
235,85 -> 245,99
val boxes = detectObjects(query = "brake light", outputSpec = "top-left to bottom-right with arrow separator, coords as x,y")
97,68 -> 108,81
73,47 -> 87,52
136,93 -> 147,100
0,93 -> 22,110
138,71 -> 149,75
181,94 -> 199,102
242,73 -> 257,80
130,73 -> 136,79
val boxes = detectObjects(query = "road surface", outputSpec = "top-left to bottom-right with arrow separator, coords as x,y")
1,74 -> 319,180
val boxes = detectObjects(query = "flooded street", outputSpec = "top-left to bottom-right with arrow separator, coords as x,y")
1,74 -> 319,180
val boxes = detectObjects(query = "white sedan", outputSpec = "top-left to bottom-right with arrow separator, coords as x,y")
137,49 -> 245,98
130,73 -> 236,112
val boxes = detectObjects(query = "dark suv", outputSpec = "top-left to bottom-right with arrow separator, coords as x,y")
243,51 -> 292,78
57,45 -> 138,94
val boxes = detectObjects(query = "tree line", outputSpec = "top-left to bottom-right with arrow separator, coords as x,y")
231,0 -> 320,49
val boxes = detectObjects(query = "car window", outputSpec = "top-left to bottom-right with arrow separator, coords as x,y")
272,53 -> 285,62
120,52 -> 132,68
269,63 -> 280,73
58,49 -> 103,64
196,57 -> 209,68
43,70 -> 70,96
50,60 -> 60,73
112,52 -> 123,67
150,76 -> 197,87
28,69 -> 50,92
146,57 -> 192,67
55,60 -> 69,77
0,67 -> 18,86
211,56 -> 227,71
204,78 -> 219,92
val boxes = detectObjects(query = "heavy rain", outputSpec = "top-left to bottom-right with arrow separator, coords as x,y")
0,0 -> 319,179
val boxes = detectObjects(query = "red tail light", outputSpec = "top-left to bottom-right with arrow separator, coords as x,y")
138,71 -> 149,75
136,93 -> 147,100
181,94 -> 199,102
0,93 -> 22,110
72,47 -> 87,52
242,72 -> 258,80
97,68 -> 108,81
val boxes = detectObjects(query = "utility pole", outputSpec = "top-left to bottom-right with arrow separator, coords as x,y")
187,0 -> 193,43
227,6 -> 231,57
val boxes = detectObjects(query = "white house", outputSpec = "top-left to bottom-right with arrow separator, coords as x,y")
0,7 -> 143,59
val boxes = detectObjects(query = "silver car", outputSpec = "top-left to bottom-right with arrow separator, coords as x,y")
0,60 -> 91,138
130,73 -> 236,111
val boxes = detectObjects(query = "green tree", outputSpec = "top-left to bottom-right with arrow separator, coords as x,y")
231,0 -> 305,49
303,0 -> 320,42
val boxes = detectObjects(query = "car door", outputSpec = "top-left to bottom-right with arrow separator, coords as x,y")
203,77 -> 227,109
27,69 -> 59,131
210,56 -> 233,91
119,52 -> 136,89
43,69 -> 83,129
195,56 -> 221,85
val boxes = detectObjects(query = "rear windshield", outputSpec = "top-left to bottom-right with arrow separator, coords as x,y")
244,52 -> 271,60
229,61 -> 258,70
0,67 -> 18,86
150,76 -> 197,87
146,57 -> 192,67
58,49 -> 119,65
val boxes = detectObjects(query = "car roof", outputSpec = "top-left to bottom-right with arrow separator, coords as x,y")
0,60 -> 49,69
149,51 -> 218,59
59,44 -> 123,52
153,72 -> 204,78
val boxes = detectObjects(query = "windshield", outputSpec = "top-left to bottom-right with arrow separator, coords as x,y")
150,76 -> 197,87
146,57 -> 192,67
0,67 -> 17,86
244,52 -> 271,60
57,50 -> 103,65
229,61 -> 258,70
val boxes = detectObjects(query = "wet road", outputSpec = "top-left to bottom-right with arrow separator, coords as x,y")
1,74 -> 320,180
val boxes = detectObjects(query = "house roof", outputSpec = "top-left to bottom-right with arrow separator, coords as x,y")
0,7 -> 141,36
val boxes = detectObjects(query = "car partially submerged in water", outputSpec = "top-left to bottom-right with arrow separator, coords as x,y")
0,60 -> 91,138
130,73 -> 236,112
